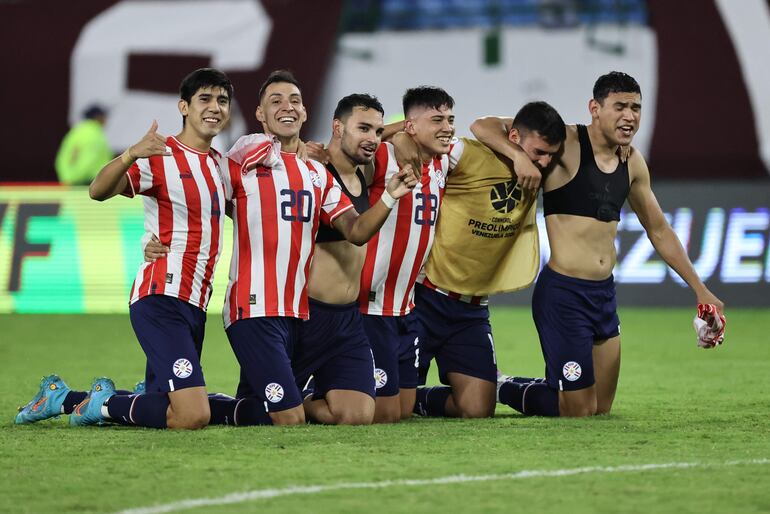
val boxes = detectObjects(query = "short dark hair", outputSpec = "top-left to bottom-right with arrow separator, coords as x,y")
402,86 -> 454,116
333,93 -> 385,121
593,71 -> 641,103
179,68 -> 233,104
258,70 -> 301,103
83,104 -> 107,120
512,101 -> 566,145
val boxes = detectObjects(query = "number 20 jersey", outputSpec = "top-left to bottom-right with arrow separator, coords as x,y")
358,141 -> 450,316
220,137 -> 354,328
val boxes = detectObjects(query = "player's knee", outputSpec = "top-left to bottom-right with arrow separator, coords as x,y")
170,409 -> 210,430
373,398 -> 402,424
399,399 -> 415,420
455,398 -> 495,419
270,407 -> 306,426
373,407 -> 401,424
334,409 -> 373,426
559,398 -> 597,417
595,400 -> 613,416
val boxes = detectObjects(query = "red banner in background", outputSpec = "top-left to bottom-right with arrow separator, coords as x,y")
0,0 -> 342,183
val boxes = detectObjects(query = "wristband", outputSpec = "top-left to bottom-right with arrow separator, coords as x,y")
380,189 -> 397,209
120,148 -> 135,166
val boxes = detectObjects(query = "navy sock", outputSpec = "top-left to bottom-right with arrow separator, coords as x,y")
414,386 -> 452,417
499,381 -> 559,417
62,391 -> 88,414
208,396 -> 273,426
107,392 -> 169,428
105,394 -> 138,425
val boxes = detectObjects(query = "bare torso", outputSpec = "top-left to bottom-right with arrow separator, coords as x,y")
543,124 -> 629,280
307,165 -> 367,304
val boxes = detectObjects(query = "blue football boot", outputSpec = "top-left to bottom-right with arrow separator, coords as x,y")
133,380 -> 146,395
15,374 -> 71,424
69,377 -> 116,426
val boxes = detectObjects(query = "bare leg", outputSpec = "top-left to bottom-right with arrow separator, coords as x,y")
304,389 -> 374,425
444,372 -> 495,418
166,386 -> 210,429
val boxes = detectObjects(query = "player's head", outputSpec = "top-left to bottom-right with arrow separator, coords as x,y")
403,86 -> 455,157
178,68 -> 233,139
83,104 -> 107,125
256,70 -> 307,140
509,101 -> 565,171
589,71 -> 641,146
332,94 -> 385,165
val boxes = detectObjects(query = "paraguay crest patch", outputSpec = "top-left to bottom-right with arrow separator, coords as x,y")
265,382 -> 285,403
173,358 -> 193,379
562,361 -> 582,382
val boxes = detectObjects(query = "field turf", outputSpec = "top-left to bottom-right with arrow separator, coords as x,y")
1,307 -> 769,514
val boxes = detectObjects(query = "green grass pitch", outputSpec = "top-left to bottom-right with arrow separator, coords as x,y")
1,307 -> 769,514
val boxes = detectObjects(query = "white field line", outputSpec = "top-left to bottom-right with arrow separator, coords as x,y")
116,458 -> 770,514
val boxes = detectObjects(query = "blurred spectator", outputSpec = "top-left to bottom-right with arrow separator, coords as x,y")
55,104 -> 113,185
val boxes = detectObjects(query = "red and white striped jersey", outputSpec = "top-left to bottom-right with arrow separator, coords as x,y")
123,136 -> 225,311
221,134 -> 354,328
358,142 -> 451,316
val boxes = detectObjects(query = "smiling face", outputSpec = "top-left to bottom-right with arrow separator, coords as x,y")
178,86 -> 231,141
336,106 -> 385,165
590,91 -> 641,147
256,81 -> 307,141
405,104 -> 455,157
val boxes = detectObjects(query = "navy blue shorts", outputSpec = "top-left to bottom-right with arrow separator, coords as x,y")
227,317 -> 303,412
532,265 -> 620,392
414,284 -> 497,386
129,295 -> 206,393
293,299 -> 375,399
362,313 -> 420,396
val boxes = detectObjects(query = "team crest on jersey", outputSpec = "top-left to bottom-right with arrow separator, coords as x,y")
432,167 -> 446,188
308,169 -> 322,189
562,361 -> 582,382
265,382 -> 285,403
374,368 -> 388,389
173,358 -> 193,379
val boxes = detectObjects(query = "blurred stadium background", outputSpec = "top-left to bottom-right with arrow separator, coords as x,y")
0,0 -> 768,313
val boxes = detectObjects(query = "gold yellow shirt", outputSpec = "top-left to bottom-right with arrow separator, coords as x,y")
424,138 -> 539,296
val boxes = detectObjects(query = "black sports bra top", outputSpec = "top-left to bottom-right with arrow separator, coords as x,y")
543,124 -> 630,222
316,164 -> 370,243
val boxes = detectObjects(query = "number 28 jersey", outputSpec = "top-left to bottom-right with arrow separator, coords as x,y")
220,134 -> 354,328
358,142 -> 450,316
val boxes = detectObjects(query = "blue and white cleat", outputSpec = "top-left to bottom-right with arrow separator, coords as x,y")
15,374 -> 71,424
69,377 -> 116,426
132,380 -> 146,395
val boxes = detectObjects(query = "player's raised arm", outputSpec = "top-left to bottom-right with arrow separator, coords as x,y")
89,120 -> 170,201
334,164 -> 418,245
381,119 -> 406,142
470,116 -> 542,191
390,131 -> 422,180
626,151 -> 724,313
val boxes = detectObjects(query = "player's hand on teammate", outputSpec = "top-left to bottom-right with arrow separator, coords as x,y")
386,164 -> 419,199
511,154 -> 542,191
129,120 -> 172,160
306,141 -> 330,165
296,140 -> 309,162
391,132 -> 423,181
143,234 -> 169,262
